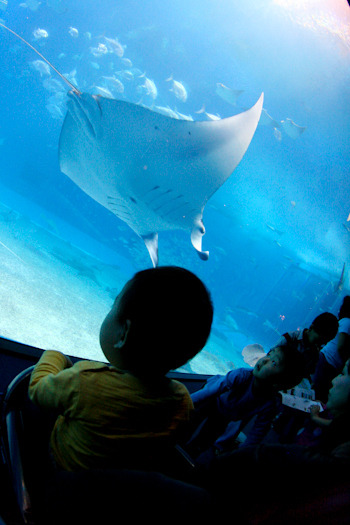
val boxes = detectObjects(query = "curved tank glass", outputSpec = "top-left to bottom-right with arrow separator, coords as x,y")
0,0 -> 349,373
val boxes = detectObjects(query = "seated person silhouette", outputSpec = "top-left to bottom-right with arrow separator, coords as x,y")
189,358 -> 350,524
313,296 -> 350,402
29,266 -> 213,472
182,343 -> 304,463
271,312 -> 338,443
274,312 -> 339,381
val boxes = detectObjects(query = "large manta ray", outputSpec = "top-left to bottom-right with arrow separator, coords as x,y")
0,23 -> 263,266
59,91 -> 263,266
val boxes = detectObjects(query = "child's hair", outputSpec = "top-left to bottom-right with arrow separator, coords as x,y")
339,296 -> 350,320
118,266 -> 213,373
310,312 -> 339,343
270,344 -> 305,389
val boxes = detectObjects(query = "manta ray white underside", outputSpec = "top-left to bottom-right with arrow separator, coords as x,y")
59,92 -> 263,266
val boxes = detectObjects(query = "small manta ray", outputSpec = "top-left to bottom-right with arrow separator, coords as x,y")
1,23 -> 263,266
280,118 -> 306,139
216,82 -> 244,106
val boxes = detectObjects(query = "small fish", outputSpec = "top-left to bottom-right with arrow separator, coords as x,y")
30,59 -> 51,76
121,57 -> 132,68
216,83 -> 243,106
234,305 -> 259,318
33,28 -> 48,40
63,69 -> 78,87
154,105 -> 179,119
174,110 -> 193,121
90,43 -> 108,57
266,223 -> 284,235
204,112 -> 221,121
166,74 -> 187,102
19,0 -> 41,10
46,103 -> 64,119
195,105 -> 205,114
89,85 -> 114,98
138,76 -> 158,99
43,77 -> 65,93
68,26 -> 79,38
47,92 -> 66,106
116,69 -> 134,82
102,76 -> 124,94
104,36 -> 124,57
195,105 -> 221,121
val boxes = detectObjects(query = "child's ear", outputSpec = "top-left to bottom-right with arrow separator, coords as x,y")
114,319 -> 132,349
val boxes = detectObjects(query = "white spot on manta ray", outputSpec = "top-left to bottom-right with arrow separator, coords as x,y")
59,92 -> 263,266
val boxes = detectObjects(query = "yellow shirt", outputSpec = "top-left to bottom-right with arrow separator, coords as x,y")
29,350 -> 193,471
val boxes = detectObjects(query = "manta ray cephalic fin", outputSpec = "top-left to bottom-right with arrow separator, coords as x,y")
142,232 -> 159,267
191,218 -> 209,261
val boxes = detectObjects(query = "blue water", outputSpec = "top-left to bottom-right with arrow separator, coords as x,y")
0,0 -> 349,372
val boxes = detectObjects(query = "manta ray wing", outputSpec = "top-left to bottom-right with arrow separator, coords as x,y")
59,92 -> 263,266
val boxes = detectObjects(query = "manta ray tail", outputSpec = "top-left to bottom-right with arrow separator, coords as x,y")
142,233 -> 159,267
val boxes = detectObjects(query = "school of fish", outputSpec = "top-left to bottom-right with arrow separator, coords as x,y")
4,4 -> 306,143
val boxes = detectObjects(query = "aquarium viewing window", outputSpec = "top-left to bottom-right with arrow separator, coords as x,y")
0,0 -> 349,374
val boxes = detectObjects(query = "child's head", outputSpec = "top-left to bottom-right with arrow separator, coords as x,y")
339,296 -> 350,320
327,359 -> 350,418
99,266 -> 213,376
253,344 -> 304,391
307,312 -> 338,349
